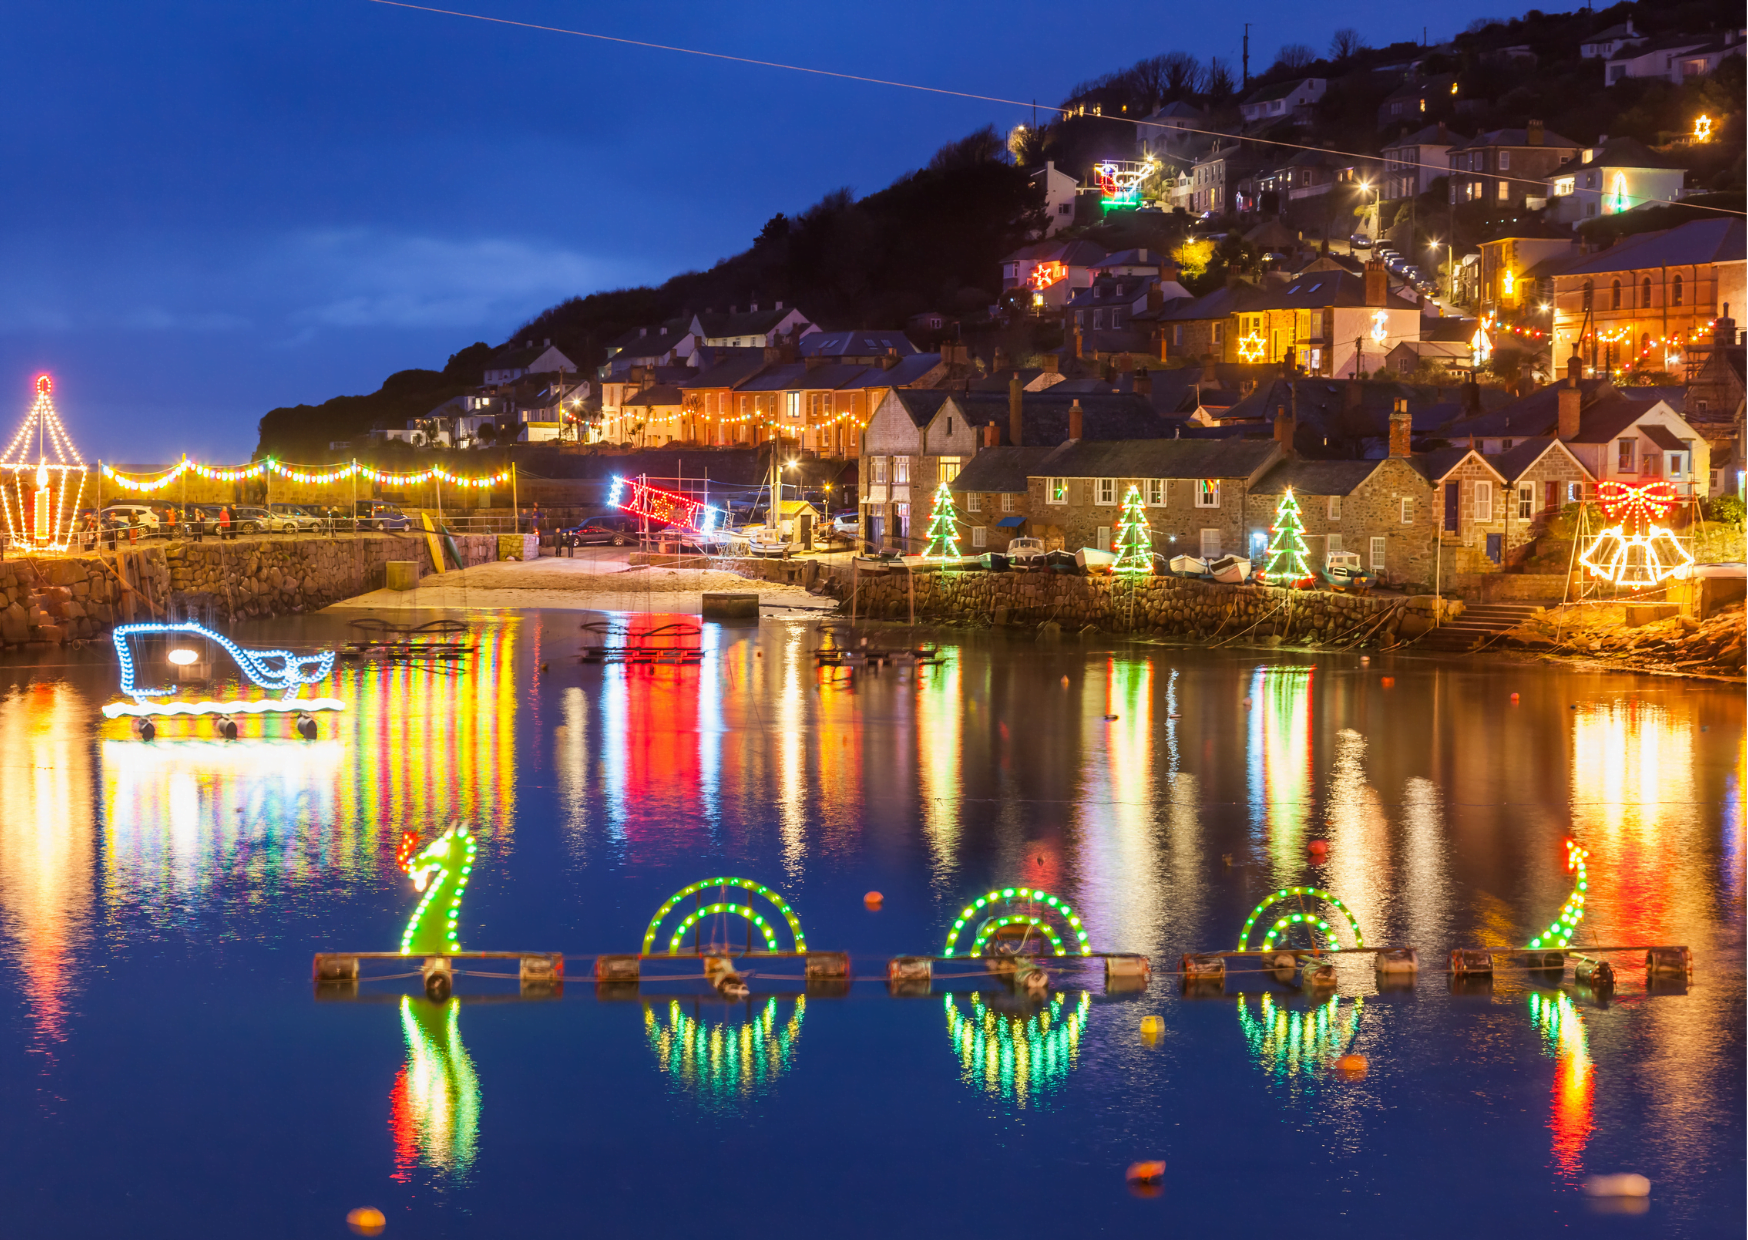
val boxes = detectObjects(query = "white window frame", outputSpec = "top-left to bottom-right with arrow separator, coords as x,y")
966,491 -> 981,512
1401,497 -> 1413,524
1001,492 -> 1015,513
1195,480 -> 1221,508
938,455 -> 961,484
872,456 -> 888,484
1047,477 -> 1068,505
1327,532 -> 1343,554
1096,478 -> 1116,505
1145,478 -> 1165,506
1199,528 -> 1221,558
894,456 -> 910,485
1473,480 -> 1493,522
1370,536 -> 1386,570
1327,495 -> 1341,520
785,391 -> 802,420
1517,482 -> 1534,519
971,525 -> 987,548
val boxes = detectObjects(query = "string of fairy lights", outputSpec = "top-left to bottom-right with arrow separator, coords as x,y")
101,457 -> 513,492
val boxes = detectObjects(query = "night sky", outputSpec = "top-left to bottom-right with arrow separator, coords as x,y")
2,0 -> 1508,459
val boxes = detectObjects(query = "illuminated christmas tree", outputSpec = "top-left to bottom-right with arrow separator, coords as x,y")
1111,484 -> 1154,573
1261,488 -> 1313,585
921,480 -> 960,558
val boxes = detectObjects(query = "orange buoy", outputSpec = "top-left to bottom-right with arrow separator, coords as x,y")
1308,839 -> 1329,856
1126,1161 -> 1166,1196
1510,692 -> 1520,703
863,891 -> 883,909
1061,675 -> 1070,686
1335,1054 -> 1368,1078
1380,677 -> 1394,688
347,1207 -> 387,1236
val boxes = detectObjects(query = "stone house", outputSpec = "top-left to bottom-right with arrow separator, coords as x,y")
1000,239 -> 1109,311
1244,452 -> 1439,588
1424,437 -> 1593,573
1682,316 -> 1745,493
1228,264 -> 1420,377
1447,124 -> 1581,210
949,447 -> 1054,552
1020,437 -> 1282,557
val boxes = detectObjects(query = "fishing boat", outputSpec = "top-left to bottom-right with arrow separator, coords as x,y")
1045,549 -> 1079,575
978,552 -> 1011,573
103,620 -> 343,719
1076,547 -> 1116,574
1209,554 -> 1251,584
1168,554 -> 1211,578
1322,550 -> 1373,592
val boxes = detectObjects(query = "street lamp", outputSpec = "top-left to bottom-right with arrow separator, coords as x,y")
1428,238 -> 1453,302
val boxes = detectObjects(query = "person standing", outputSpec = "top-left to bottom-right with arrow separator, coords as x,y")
219,505 -> 233,540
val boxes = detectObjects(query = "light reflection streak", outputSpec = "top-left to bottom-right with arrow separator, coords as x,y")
1075,658 -> 1160,954
556,686 -> 588,854
944,990 -> 1090,1107
1322,728 -> 1390,958
389,996 -> 481,1180
1527,992 -> 1592,1179
1236,991 -> 1364,1088
1401,776 -> 1451,950
917,648 -> 962,892
0,683 -> 94,1054
644,995 -> 805,1110
1247,666 -> 1314,885
777,626 -> 806,878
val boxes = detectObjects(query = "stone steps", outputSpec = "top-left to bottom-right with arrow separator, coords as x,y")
1416,602 -> 1556,652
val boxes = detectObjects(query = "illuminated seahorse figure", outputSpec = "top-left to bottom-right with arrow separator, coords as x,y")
400,824 -> 477,955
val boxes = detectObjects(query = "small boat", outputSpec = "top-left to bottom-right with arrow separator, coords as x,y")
1322,550 -> 1373,592
1045,549 -> 1079,575
1076,547 -> 1116,574
1169,554 -> 1211,578
1209,554 -> 1251,584
979,552 -> 1011,573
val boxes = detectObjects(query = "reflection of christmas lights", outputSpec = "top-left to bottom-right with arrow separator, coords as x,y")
646,995 -> 805,1109
1527,992 -> 1592,1177
942,886 -> 1091,957
946,990 -> 1089,1107
641,877 -> 806,954
1527,840 -> 1588,950
1237,992 -> 1363,1085
1,374 -> 87,552
1238,885 -> 1364,952
390,996 -> 480,1179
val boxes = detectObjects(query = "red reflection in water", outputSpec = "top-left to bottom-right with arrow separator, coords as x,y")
1530,992 -> 1593,1178
388,1067 -> 417,1183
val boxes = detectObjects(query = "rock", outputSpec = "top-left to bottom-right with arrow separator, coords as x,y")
0,602 -> 28,644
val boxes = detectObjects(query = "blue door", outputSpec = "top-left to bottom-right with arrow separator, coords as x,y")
1444,482 -> 1460,532
1485,533 -> 1504,564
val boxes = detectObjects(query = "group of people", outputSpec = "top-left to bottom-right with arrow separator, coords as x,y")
71,505 -> 243,550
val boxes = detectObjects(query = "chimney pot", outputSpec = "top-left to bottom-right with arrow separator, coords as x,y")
1389,401 -> 1412,457
1527,119 -> 1545,146
1068,399 -> 1083,442
1008,371 -> 1023,446
1364,260 -> 1389,307
1565,344 -> 1582,386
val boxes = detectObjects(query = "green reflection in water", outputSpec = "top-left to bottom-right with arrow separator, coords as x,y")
390,996 -> 481,1180
644,995 -> 805,1109
1236,991 -> 1363,1085
944,990 -> 1090,1107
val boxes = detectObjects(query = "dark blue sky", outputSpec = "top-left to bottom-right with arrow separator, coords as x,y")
1,0 -> 1509,459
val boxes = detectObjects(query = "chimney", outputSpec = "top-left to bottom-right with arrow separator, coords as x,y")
1134,368 -> 1152,397
1274,399 -> 1296,461
1008,371 -> 1023,446
1389,398 -> 1412,457
763,345 -> 783,363
1364,260 -> 1389,307
730,305 -> 738,315
1527,119 -> 1544,146
881,349 -> 901,370
1041,353 -> 1060,375
1437,120 -> 1448,143
804,354 -> 826,370
543,337 -> 551,348
639,326 -> 648,337
1565,343 -> 1582,386
1715,315 -> 1737,346
1159,261 -> 1181,284
1072,325 -> 1084,359
983,421 -> 1002,448
1463,378 -> 1482,416
1067,399 -> 1084,442
993,345 -> 1011,372
775,300 -> 783,311
750,302 -> 759,312
1115,352 -> 1135,373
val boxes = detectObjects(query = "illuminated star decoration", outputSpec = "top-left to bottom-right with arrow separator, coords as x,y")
1578,480 -> 1694,586
1238,329 -> 1267,362
1028,261 -> 1067,291
1693,114 -> 1712,141
0,374 -> 88,553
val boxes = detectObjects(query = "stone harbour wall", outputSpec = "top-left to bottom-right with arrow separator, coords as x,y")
0,533 -> 499,648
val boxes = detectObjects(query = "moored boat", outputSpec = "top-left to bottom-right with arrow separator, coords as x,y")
1209,554 -> 1251,584
1168,554 -> 1211,578
1076,546 -> 1116,573
1322,550 -> 1373,592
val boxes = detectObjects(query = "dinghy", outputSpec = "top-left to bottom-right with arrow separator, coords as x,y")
1322,550 -> 1373,592
1168,554 -> 1210,578
1076,546 -> 1116,573
1209,554 -> 1252,584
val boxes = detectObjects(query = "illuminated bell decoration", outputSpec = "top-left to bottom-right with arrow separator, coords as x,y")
1,374 -> 88,553
1579,480 -> 1694,586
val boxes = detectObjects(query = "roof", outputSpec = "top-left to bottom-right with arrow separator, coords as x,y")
485,345 -> 543,370
798,330 -> 917,358
1244,271 -> 1418,312
889,389 -> 954,428
696,308 -> 801,338
947,391 -> 1173,445
1098,248 -> 1165,269
1608,33 -> 1711,59
838,354 -> 942,389
1001,239 -> 1109,267
1558,219 -> 1746,277
949,447 -> 1056,493
1641,422 -> 1689,451
1449,127 -> 1580,152
1155,282 -> 1258,322
607,322 -> 692,355
1383,124 -> 1466,149
1150,100 -> 1203,120
1549,137 -> 1685,175
1487,437 -> 1592,483
1441,379 -> 1669,442
1250,458 -> 1384,496
621,384 -> 685,407
1030,437 -> 1281,480
1242,78 -> 1318,105
1419,446 -> 1499,483
677,354 -> 769,390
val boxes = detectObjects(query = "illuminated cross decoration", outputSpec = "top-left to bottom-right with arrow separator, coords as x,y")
1579,480 -> 1693,587
0,374 -> 87,553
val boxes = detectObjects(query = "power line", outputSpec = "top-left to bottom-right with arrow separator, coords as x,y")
360,0 -> 1744,219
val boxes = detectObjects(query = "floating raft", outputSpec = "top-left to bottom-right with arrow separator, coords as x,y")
579,620 -> 704,666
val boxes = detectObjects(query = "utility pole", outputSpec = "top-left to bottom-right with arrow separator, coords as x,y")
1242,24 -> 1251,88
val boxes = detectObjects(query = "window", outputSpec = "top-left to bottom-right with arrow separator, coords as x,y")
1497,180 -> 1510,201
1001,492 -> 1015,512
1213,323 -> 1224,345
966,491 -> 981,512
872,456 -> 888,484
1327,495 -> 1342,521
1401,497 -> 1414,524
1200,528 -> 1221,557
1096,478 -> 1116,505
1667,452 -> 1685,479
1097,526 -> 1112,552
1617,438 -> 1636,472
1047,477 -> 1068,504
1553,177 -> 1575,196
895,503 -> 910,541
972,525 -> 987,548
1370,536 -> 1387,570
1474,480 -> 1493,521
894,456 -> 910,485
785,391 -> 802,420
1672,275 -> 1683,306
1327,533 -> 1342,554
1517,482 -> 1534,518
1642,277 -> 1652,305
1611,280 -> 1622,310
1145,478 -> 1165,506
1092,310 -> 1105,330
1567,481 -> 1582,503
938,456 -> 961,484
1641,451 -> 1661,478
739,394 -> 751,417
1195,480 -> 1221,508
1498,150 -> 1511,170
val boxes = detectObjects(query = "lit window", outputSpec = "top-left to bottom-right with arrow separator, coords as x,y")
1146,478 -> 1165,506
1617,439 -> 1636,472
894,456 -> 910,485
872,457 -> 887,484
1195,480 -> 1221,508
938,456 -> 961,484
1048,477 -> 1068,504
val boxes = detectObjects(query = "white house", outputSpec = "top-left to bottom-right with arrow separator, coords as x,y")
1580,19 -> 1643,59
1604,31 -> 1742,84
1544,138 -> 1686,223
482,340 -> 576,385
1029,161 -> 1079,235
1238,78 -> 1327,128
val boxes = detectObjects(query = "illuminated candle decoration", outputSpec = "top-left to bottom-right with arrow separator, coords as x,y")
641,877 -> 806,955
400,824 -> 477,954
102,620 -> 344,718
1110,485 -> 1154,574
941,886 -> 1091,957
1369,308 -> 1389,344
610,475 -> 724,535
1237,886 -> 1364,953
920,481 -> 960,559
1237,329 -> 1267,362
1525,839 -> 1589,950
1502,269 -> 1515,298
1578,480 -> 1694,586
1260,488 -> 1314,586
645,994 -> 805,1105
945,990 -> 1090,1105
1,374 -> 87,552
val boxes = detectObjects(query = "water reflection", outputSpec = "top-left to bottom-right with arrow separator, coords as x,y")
644,995 -> 805,1109
1074,659 -> 1161,956
1235,991 -> 1364,1088
918,649 -> 962,892
1527,992 -> 1592,1179
944,990 -> 1090,1107
1247,666 -> 1314,884
390,996 -> 481,1180
0,682 -> 94,1054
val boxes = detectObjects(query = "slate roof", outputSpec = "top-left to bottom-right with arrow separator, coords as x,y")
1242,77 -> 1318,105
621,384 -> 685,407
1249,459 -> 1385,496
889,389 -> 954,428
1000,239 -> 1110,267
607,321 -> 692,355
696,308 -> 802,339
946,391 -> 1171,446
1558,219 -> 1746,276
1487,437 -> 1593,483
735,363 -> 811,392
1441,379 -> 1671,442
798,330 -> 917,358
1549,137 -> 1685,174
1031,436 -> 1281,479
1247,271 -> 1418,312
838,354 -> 943,389
1449,127 -> 1580,152
1382,124 -> 1466,149
948,447 -> 1056,493
1418,446 -> 1497,483
677,354 -> 769,390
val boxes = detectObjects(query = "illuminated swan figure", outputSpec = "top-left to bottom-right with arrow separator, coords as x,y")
102,620 -> 343,718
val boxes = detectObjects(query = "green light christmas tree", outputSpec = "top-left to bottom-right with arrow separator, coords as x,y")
1112,484 -> 1154,574
921,480 -> 960,558
1261,488 -> 1314,585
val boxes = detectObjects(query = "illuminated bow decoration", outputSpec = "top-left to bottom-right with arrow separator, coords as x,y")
1596,480 -> 1676,533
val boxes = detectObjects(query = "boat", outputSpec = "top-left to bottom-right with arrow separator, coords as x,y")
1006,536 -> 1046,568
1208,554 -> 1251,584
1168,554 -> 1211,578
104,620 -> 343,719
1322,550 -> 1373,592
1045,549 -> 1079,575
978,552 -> 1011,573
1076,547 -> 1116,574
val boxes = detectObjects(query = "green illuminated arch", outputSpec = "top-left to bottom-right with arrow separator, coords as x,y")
642,877 -> 806,955
942,886 -> 1091,958
1237,887 -> 1364,953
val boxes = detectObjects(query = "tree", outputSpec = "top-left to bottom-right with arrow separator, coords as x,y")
1112,486 -> 1155,574
1204,57 -> 1237,99
928,125 -> 1007,171
1171,237 -> 1216,280
1261,489 -> 1314,585
1273,44 -> 1316,72
1329,28 -> 1367,60
921,481 -> 960,558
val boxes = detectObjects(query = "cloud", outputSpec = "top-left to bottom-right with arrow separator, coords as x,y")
120,307 -> 251,332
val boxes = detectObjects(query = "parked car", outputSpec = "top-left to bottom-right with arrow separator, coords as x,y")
559,514 -> 650,546
831,513 -> 859,538
99,504 -> 161,533
1349,234 -> 1372,249
225,505 -> 287,534
351,501 -> 413,531
268,503 -> 324,531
